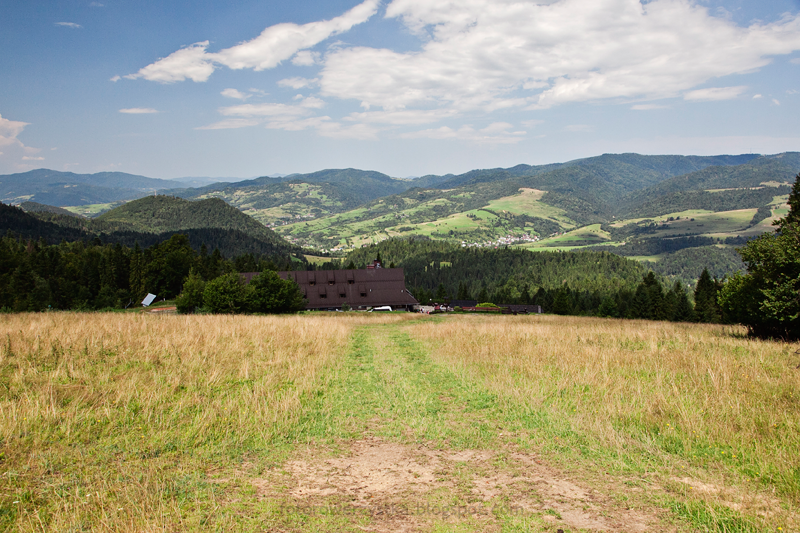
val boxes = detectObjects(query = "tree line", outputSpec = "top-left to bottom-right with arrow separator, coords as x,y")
0,233 -> 300,312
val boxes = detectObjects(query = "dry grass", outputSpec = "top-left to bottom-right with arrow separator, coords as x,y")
409,314 -> 800,526
0,312 -> 411,531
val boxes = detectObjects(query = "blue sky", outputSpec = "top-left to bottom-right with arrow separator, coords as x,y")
1,0 -> 799,179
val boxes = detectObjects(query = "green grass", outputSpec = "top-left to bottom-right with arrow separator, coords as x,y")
3,313 -> 792,531
64,202 -> 124,217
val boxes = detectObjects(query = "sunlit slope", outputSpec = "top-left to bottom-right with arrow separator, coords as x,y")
274,183 -> 578,249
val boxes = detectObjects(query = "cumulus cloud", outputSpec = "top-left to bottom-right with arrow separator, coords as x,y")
125,42 -> 215,83
55,22 -> 82,29
119,108 -> 158,114
0,114 -> 29,148
278,77 -> 319,89
753,94 -> 763,99
127,0 -> 379,83
221,88 -> 250,100
318,0 -> 800,113
684,86 -> 747,101
772,98 -> 781,106
0,114 -> 42,168
292,51 -> 321,66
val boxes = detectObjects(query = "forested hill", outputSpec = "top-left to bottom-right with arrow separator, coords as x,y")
95,196 -> 284,242
1,200 -> 302,259
344,238 -> 650,302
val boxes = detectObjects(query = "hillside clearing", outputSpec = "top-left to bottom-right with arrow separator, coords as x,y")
1,313 -> 797,531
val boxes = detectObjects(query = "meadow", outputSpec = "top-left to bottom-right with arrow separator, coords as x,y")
1,312 -> 797,532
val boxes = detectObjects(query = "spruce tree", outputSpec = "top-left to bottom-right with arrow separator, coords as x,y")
694,268 -> 721,323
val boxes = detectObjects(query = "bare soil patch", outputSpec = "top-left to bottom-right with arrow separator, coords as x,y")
255,437 -> 662,532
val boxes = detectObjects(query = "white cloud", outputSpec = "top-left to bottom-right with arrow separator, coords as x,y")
400,123 -> 525,144
125,41 -> 215,83
345,109 -> 457,125
792,58 -> 800,65
318,0 -> 800,113
0,114 -> 29,147
788,89 -> 799,95
127,0 -> 379,83
278,77 -> 319,89
292,51 -> 321,66
219,102 -> 311,118
683,86 -> 747,101
110,75 -> 121,82
772,98 -> 781,106
119,108 -> 158,114
221,88 -> 250,100
55,22 -> 82,29
0,114 -> 41,167
631,104 -> 668,110
89,2 -> 104,6
196,118 -> 261,130
753,94 -> 763,99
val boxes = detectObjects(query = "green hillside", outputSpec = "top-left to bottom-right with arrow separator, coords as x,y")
167,168 -> 421,227
20,201 -> 82,218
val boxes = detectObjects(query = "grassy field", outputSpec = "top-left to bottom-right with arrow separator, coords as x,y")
2,313 -> 797,531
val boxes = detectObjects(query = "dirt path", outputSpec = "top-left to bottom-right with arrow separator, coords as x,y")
252,323 -> 673,532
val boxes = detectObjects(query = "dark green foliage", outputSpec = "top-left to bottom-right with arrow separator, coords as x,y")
435,283 -> 448,302
720,220 -> 800,339
144,235 -> 196,299
647,246 -> 745,282
245,270 -> 306,314
782,173 -> 800,227
750,205 -> 772,226
620,187 -> 789,219
671,281 -> 696,322
202,273 -> 248,314
96,196 -> 289,248
19,201 -> 81,217
175,270 -> 206,314
694,268 -> 722,323
0,226 -> 303,312
1,199 -> 301,260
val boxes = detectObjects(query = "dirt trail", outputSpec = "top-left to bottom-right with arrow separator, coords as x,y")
255,324 -> 669,532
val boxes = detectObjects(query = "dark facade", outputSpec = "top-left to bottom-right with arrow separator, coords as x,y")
242,267 -> 419,311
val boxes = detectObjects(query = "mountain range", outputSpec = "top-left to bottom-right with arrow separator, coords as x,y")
3,152 -> 798,281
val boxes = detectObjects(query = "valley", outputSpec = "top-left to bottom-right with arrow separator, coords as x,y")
3,152 -> 799,284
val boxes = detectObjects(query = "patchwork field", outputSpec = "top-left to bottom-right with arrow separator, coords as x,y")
2,312 -> 797,532
275,187 -> 576,250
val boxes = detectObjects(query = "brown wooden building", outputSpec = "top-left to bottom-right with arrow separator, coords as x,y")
242,267 -> 419,311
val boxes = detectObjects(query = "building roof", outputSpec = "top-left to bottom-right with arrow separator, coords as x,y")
242,268 -> 419,309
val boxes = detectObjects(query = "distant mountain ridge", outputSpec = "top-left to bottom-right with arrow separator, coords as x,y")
0,169 -> 178,206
